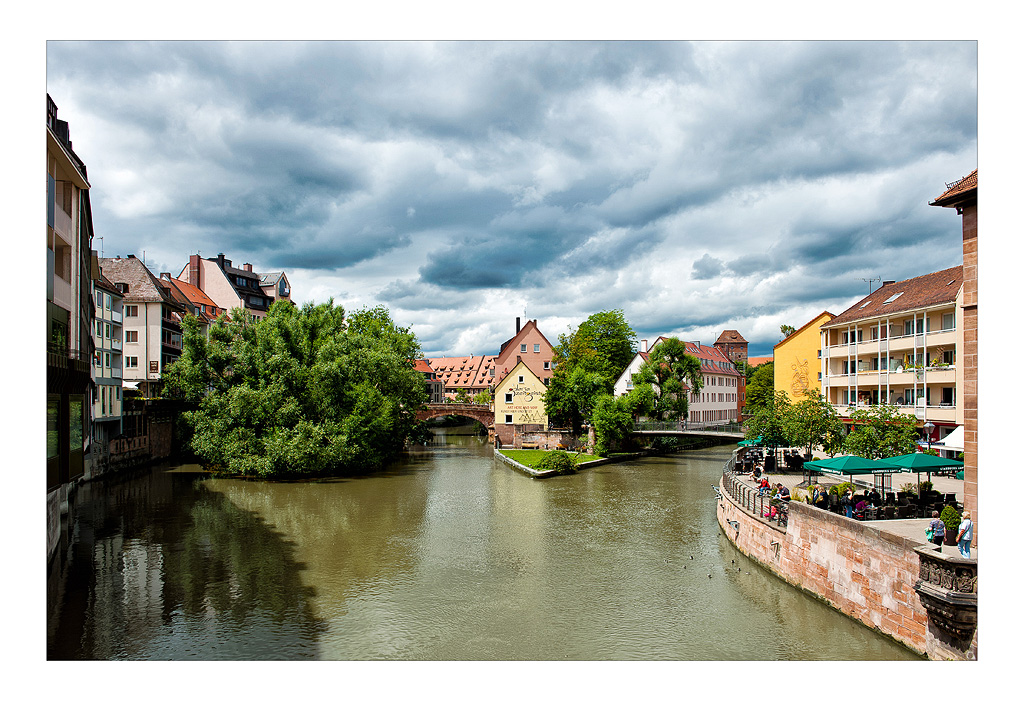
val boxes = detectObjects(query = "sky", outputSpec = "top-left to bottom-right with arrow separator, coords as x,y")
45,40 -> 977,358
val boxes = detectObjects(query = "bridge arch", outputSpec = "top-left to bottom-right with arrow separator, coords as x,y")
416,403 -> 494,428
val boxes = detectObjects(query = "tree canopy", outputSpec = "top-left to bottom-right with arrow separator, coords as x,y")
744,361 -> 775,413
784,389 -> 845,456
545,309 -> 637,433
162,300 -> 427,478
843,403 -> 920,460
632,337 -> 703,421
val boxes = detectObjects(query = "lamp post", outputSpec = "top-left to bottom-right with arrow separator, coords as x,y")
922,421 -> 936,516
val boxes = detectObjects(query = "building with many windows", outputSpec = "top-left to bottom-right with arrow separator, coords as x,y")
495,318 -> 554,386
178,253 -> 275,319
493,361 -> 548,447
90,266 -> 124,476
100,255 -> 188,398
773,311 -> 835,403
47,95 -> 96,559
819,266 -> 964,442
427,355 -> 497,401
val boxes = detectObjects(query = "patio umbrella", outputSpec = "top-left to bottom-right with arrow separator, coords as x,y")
804,455 -> 891,475
879,453 -> 965,507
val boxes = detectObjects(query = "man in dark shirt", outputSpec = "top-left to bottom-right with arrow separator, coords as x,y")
776,483 -> 791,501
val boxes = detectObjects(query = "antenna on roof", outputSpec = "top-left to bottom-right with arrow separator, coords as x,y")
861,276 -> 880,294
97,237 -> 103,258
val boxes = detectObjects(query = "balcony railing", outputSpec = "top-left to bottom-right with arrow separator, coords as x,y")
52,206 -> 73,245
110,309 -> 123,324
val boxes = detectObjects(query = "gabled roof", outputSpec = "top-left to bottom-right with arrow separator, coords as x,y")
684,342 -> 742,376
715,330 -> 747,345
93,273 -> 121,297
497,319 -> 553,361
774,311 -> 836,350
427,355 -> 497,389
259,271 -> 286,285
163,276 -> 223,322
822,267 -> 963,328
929,170 -> 977,208
100,256 -> 186,311
493,360 -> 544,391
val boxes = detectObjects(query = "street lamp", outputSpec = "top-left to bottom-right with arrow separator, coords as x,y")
922,421 -> 936,515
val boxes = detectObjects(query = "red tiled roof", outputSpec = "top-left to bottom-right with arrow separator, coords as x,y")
747,356 -> 773,367
715,330 -> 747,344
163,276 -> 223,322
930,170 -> 977,207
822,267 -> 963,328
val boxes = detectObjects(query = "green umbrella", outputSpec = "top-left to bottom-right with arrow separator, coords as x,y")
880,453 -> 965,506
805,455 -> 894,475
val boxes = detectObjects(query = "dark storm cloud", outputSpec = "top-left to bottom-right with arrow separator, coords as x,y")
45,40 -> 976,356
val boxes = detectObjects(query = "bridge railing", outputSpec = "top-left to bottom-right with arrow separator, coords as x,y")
633,420 -> 746,434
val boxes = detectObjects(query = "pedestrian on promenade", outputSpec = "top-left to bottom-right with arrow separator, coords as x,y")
776,483 -> 791,501
929,510 -> 945,550
841,489 -> 854,518
957,511 -> 973,558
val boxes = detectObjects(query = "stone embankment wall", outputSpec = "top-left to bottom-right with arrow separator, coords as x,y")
718,481 -> 929,655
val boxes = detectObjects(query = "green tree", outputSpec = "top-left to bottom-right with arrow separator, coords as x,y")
162,300 -> 427,478
744,361 -> 775,413
843,403 -> 920,459
545,309 -> 637,433
473,389 -> 492,405
452,387 -> 470,403
743,390 -> 792,451
633,337 -> 703,421
780,324 -> 796,339
784,389 -> 844,456
589,387 -> 655,457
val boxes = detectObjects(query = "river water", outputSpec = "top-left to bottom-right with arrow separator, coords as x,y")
47,433 -> 920,660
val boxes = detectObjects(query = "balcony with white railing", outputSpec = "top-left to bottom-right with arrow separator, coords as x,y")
111,338 -> 122,352
111,309 -> 123,324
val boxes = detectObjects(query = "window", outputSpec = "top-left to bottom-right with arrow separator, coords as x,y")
943,350 -> 955,365
520,343 -> 527,353
942,313 -> 955,331
544,378 -> 549,385
518,375 -> 524,383
125,356 -> 138,369
505,393 -> 514,403
543,361 -> 550,370
904,319 -> 924,336
95,291 -> 103,308
105,323 -> 111,339
883,292 -> 904,305
504,414 -> 513,424
104,352 -> 110,368
534,344 -> 540,353
125,330 -> 138,343
125,305 -> 138,317
105,294 -> 111,310
94,351 -> 101,366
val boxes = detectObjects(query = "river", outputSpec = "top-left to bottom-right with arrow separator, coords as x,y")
47,432 -> 921,660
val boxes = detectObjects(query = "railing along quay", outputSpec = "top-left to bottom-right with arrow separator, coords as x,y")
722,462 -> 788,529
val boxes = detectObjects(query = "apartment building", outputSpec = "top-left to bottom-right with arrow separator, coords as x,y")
178,253 -> 275,319
415,359 -> 445,403
47,94 -> 96,559
819,266 -> 964,442
90,268 -> 124,475
159,273 -> 225,335
100,255 -> 188,398
259,271 -> 293,306
428,354 -> 496,401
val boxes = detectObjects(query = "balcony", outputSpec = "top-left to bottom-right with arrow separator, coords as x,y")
52,275 -> 73,310
52,206 -> 73,246
111,309 -> 123,324
111,338 -> 122,352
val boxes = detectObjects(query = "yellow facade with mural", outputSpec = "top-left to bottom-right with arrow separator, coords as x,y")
493,361 -> 548,429
773,311 -> 835,402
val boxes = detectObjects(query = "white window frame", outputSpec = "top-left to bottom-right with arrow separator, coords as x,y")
504,414 -> 513,424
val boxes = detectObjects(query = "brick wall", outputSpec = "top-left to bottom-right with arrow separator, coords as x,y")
961,202 -> 978,543
718,487 -> 929,655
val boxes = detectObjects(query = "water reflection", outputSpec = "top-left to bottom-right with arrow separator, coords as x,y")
48,436 -> 921,660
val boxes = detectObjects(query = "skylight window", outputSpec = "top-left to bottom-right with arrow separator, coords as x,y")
882,292 -> 903,305
859,301 -> 871,309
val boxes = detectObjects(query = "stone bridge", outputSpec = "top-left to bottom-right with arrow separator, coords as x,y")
416,403 -> 494,428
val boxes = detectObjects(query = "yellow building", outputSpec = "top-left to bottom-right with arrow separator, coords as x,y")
774,311 -> 836,402
493,361 -> 548,447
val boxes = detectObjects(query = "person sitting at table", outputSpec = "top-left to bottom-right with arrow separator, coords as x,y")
869,488 -> 882,507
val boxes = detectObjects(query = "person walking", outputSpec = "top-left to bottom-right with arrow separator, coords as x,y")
929,510 -> 945,550
957,511 -> 973,558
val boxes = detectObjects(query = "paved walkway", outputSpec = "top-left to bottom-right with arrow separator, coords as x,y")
734,467 -> 977,558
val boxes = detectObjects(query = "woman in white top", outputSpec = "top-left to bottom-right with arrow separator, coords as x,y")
957,511 -> 973,558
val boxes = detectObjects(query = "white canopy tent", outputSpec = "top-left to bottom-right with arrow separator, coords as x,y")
936,425 -> 964,451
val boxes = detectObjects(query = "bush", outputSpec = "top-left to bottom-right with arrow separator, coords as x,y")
940,505 -> 961,533
536,450 -> 580,475
828,481 -> 857,496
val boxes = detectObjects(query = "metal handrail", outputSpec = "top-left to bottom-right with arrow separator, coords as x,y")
722,465 -> 788,529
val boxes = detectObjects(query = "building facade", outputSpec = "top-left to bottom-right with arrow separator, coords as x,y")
178,253 -> 275,319
47,95 -> 96,560
495,318 -> 554,386
90,268 -> 124,477
428,355 -> 497,401
819,267 -> 964,443
493,361 -> 548,446
929,170 -> 977,541
415,359 -> 445,404
259,271 -> 293,306
714,329 -> 749,366
773,311 -> 835,403
100,255 -> 187,398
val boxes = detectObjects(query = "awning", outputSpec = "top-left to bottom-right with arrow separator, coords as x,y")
935,425 -> 964,451
122,380 -> 139,389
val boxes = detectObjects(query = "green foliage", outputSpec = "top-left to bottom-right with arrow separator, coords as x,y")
473,389 -> 492,405
545,309 -> 637,434
162,300 -> 427,478
940,505 -> 961,533
828,481 -> 858,496
843,403 -> 920,460
784,389 -> 844,456
920,480 -> 934,493
743,390 -> 792,449
535,450 -> 580,474
590,393 -> 634,457
780,324 -> 796,339
633,337 -> 703,422
900,483 -> 917,495
744,362 -> 775,413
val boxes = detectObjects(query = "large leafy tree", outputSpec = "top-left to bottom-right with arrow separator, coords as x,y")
163,300 -> 427,478
784,389 -> 845,456
743,390 -> 792,450
744,361 -> 775,413
633,337 -> 703,421
545,309 -> 637,433
590,385 -> 656,456
843,403 -> 920,460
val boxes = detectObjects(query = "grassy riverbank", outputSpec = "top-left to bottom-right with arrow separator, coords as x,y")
498,450 -> 604,469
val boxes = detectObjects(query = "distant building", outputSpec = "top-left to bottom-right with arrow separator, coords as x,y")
493,360 -> 548,447
714,330 -> 748,366
178,253 -> 275,319
90,266 -> 124,476
773,311 -> 835,403
100,255 -> 188,398
160,273 -> 226,335
259,271 -> 293,306
414,359 -> 445,404
428,355 -> 496,401
47,94 -> 96,560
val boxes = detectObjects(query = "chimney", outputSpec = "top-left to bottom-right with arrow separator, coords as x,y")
516,317 -> 521,333
217,253 -> 229,270
243,263 -> 253,272
160,272 -> 170,280
189,254 -> 201,287
642,339 -> 648,353
882,280 -> 895,286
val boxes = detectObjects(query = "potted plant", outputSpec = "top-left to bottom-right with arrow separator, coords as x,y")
940,505 -> 962,546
